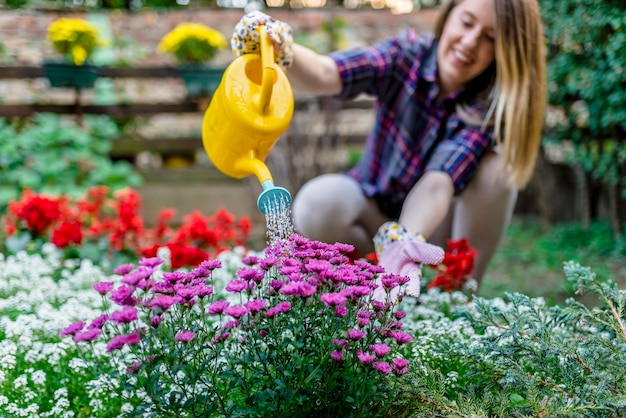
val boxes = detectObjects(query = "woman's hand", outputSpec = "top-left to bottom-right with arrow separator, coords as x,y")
231,11 -> 294,69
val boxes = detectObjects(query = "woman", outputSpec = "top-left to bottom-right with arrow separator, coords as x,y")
231,0 -> 546,297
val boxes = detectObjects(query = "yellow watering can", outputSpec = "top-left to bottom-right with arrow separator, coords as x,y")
202,25 -> 294,215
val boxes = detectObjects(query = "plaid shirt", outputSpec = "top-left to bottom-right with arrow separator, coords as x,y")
329,30 -> 494,218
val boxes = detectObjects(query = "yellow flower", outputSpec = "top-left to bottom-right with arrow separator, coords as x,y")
47,17 -> 103,66
157,23 -> 228,64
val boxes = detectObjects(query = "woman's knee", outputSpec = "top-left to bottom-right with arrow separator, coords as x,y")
292,174 -> 363,237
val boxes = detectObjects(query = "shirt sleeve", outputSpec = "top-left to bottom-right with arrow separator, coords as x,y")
328,30 -> 424,100
425,126 -> 494,195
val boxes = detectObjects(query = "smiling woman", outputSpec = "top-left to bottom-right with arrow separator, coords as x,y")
231,1 -> 547,294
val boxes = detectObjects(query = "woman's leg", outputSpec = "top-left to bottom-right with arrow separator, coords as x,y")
433,153 -> 518,287
292,173 -> 390,255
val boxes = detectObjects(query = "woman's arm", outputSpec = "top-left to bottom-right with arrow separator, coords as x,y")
286,44 -> 343,96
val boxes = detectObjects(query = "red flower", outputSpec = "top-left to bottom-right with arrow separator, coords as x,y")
14,193 -> 63,235
51,220 -> 83,248
427,238 -> 477,292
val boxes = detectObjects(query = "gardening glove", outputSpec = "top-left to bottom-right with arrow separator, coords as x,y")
231,10 -> 294,69
372,221 -> 444,302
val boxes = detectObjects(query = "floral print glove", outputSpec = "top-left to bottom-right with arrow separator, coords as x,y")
231,10 -> 294,69
372,221 -> 444,302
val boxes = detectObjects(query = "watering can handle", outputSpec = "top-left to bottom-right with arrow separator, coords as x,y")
259,25 -> 276,115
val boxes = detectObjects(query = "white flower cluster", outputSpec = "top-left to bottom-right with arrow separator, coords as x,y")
0,247 -> 121,417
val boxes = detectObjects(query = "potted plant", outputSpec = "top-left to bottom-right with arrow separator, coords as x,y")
157,22 -> 229,98
44,17 -> 103,89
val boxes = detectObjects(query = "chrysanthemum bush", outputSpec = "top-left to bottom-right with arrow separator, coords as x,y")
1,237 -> 625,416
61,235 -> 414,417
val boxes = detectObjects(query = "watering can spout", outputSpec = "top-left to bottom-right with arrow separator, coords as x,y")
201,25 -> 294,215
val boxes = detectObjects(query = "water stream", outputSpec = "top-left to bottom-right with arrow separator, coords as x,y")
261,194 -> 295,246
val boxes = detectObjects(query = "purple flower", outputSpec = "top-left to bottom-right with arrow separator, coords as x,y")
191,267 -> 211,279
259,330 -> 268,337
224,305 -> 248,319
121,266 -> 154,286
258,257 -> 278,270
335,305 -> 348,317
372,361 -> 392,374
356,316 -> 371,327
225,279 -> 248,293
333,339 -> 348,348
264,302 -> 290,318
148,295 -> 181,311
106,333 -> 141,352
388,330 -> 413,344
370,343 -> 391,358
109,285 -> 137,306
394,311 -> 406,319
74,328 -> 101,342
127,361 -> 142,374
393,358 -> 409,368
237,267 -> 265,282
245,299 -> 267,313
162,271 -> 188,283
88,314 -> 108,329
151,316 -> 162,327
194,284 -> 213,298
208,300 -> 230,315
110,306 -> 139,324
175,330 -> 195,343
139,257 -> 164,268
114,263 -> 134,275
174,285 -> 197,300
199,259 -> 222,270
93,281 -> 114,295
280,281 -> 316,297
347,329 -> 366,341
241,255 -> 260,265
330,351 -> 343,361
276,301 -> 291,313
60,321 -> 85,337
320,293 -> 347,307
357,349 -> 376,365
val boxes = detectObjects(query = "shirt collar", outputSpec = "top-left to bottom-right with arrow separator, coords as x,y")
420,39 -> 465,103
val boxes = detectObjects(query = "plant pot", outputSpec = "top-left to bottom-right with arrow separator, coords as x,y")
178,64 -> 226,99
43,60 -> 99,89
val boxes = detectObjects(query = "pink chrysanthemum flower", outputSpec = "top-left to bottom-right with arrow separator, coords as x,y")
335,305 -> 348,317
74,328 -> 101,342
330,351 -> 343,361
237,267 -> 265,282
347,329 -> 366,341
199,259 -> 222,270
372,361 -> 392,374
139,257 -> 164,268
114,263 -> 134,275
110,306 -> 139,324
175,330 -> 195,343
208,300 -> 230,315
370,343 -> 391,358
245,299 -> 266,313
93,281 -> 114,295
225,279 -> 248,293
388,330 -> 413,344
320,293 -> 347,307
357,349 -> 376,365
106,333 -> 141,353
224,305 -> 247,319
60,321 -> 85,337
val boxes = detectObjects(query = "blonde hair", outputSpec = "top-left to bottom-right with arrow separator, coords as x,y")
434,0 -> 547,188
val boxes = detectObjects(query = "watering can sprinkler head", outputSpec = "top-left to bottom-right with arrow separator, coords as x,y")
257,180 -> 291,215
